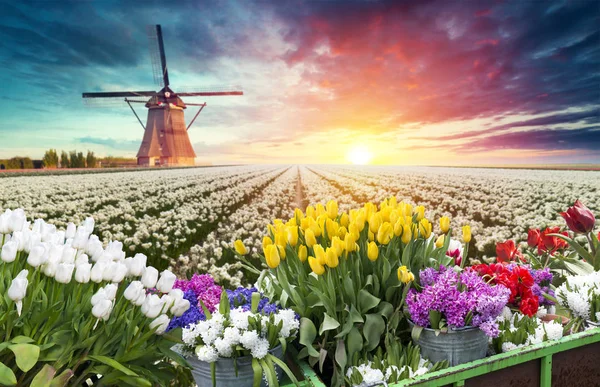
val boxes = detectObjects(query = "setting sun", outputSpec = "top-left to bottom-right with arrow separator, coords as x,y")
347,145 -> 373,165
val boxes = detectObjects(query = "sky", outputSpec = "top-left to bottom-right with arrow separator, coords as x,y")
0,0 -> 599,165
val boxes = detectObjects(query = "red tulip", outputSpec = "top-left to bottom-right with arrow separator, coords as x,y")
560,200 -> 596,234
539,227 -> 568,255
527,229 -> 540,248
496,240 -> 521,263
519,296 -> 539,317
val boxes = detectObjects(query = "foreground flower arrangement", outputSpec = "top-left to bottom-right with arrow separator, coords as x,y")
0,209 -> 190,386
0,195 -> 598,387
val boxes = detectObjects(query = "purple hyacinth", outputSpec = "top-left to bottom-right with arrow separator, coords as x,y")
226,287 -> 280,315
167,289 -> 207,331
406,267 -> 510,338
173,274 -> 222,312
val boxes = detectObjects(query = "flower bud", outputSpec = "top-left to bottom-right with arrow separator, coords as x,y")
61,246 -> 77,264
376,222 -> 393,245
111,263 -> 128,283
90,260 -> 108,283
75,263 -> 92,283
234,240 -> 248,255
325,247 -> 339,268
129,253 -> 147,277
287,227 -> 299,247
150,314 -> 170,335
264,244 -> 281,269
298,245 -> 308,262
171,298 -> 190,317
83,217 -> 95,234
141,267 -> 159,289
560,200 -> 595,234
124,281 -> 145,302
308,256 -> 325,275
92,299 -> 113,321
27,243 -> 47,267
527,229 -> 540,248
8,270 -> 28,316
304,228 -> 317,248
55,263 -> 75,284
161,294 -> 175,311
367,241 -> 379,262
440,216 -> 450,234
462,225 -> 472,244
313,245 -> 326,266
1,240 -> 18,263
65,223 -> 77,239
156,270 -> 176,293
9,209 -> 26,233
435,234 -> 445,248
104,283 -> 118,300
369,213 -> 382,234
141,294 -> 164,319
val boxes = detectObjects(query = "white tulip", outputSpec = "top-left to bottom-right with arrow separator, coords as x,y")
61,246 -> 77,264
83,217 -> 95,234
141,267 -> 159,289
129,253 -> 147,277
8,270 -> 28,316
91,288 -> 107,306
40,223 -> 56,242
102,261 -> 118,282
27,243 -> 47,267
90,261 -> 108,283
169,288 -> 184,301
111,263 -> 128,283
75,263 -> 92,283
25,232 -> 41,253
65,223 -> 76,239
134,292 -> 146,306
141,294 -> 164,319
48,244 -> 64,263
75,253 -> 89,266
55,263 -> 75,284
9,209 -> 25,233
71,228 -> 89,250
11,231 -> 25,251
54,231 -> 66,245
171,298 -> 190,317
149,314 -> 170,335
161,294 -> 175,311
156,270 -> 176,293
104,284 -> 118,300
124,281 -> 145,301
92,299 -> 113,321
32,219 -> 43,233
106,241 -> 123,260
1,240 -> 18,263
0,209 -> 11,234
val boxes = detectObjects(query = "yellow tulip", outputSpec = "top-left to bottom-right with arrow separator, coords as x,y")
389,196 -> 397,207
332,236 -> 344,257
364,202 -> 377,220
414,206 -> 425,221
306,205 -> 316,219
367,241 -> 379,262
397,265 -> 413,284
265,244 -> 280,269
267,224 -> 276,236
344,233 -> 357,252
234,240 -> 248,255
325,247 -> 339,268
326,200 -> 338,219
355,212 -> 366,232
339,212 -> 349,228
309,218 -> 322,237
369,213 -> 382,234
349,223 -> 360,237
393,218 -> 404,237
368,230 -> 374,242
399,202 -> 413,217
377,222 -> 393,245
274,232 -> 286,247
300,217 -> 310,230
308,256 -> 325,275
298,245 -> 308,262
316,203 -> 326,217
325,219 -> 339,240
419,219 -> 432,239
401,225 -> 412,244
262,236 -> 273,254
287,226 -> 299,247
435,234 -> 445,248
337,226 -> 348,240
390,210 -> 400,226
462,225 -> 472,243
440,216 -> 450,234
277,245 -> 286,260
314,245 -> 326,266
294,208 -> 304,221
305,228 -> 317,248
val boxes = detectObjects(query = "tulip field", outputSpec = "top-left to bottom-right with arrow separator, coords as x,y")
1,165 -> 599,287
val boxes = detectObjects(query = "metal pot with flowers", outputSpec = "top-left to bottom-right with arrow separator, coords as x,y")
176,286 -> 300,387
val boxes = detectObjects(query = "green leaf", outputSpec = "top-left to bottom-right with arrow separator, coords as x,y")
49,369 -> 74,387
219,291 -> 230,315
358,289 -> 380,313
87,355 -> 138,377
251,292 -> 260,313
269,354 -> 300,387
251,358 -> 262,387
259,358 -> 277,387
299,317 -> 319,357
429,310 -> 442,330
334,339 -> 347,371
318,348 -> 327,373
377,301 -> 394,321
30,364 -> 56,387
9,343 -> 40,372
114,376 -> 152,387
363,313 -> 385,351
319,313 -> 340,335
347,327 -> 363,359
0,362 -> 17,386
412,325 -> 424,342
343,277 -> 356,305
10,336 -> 34,344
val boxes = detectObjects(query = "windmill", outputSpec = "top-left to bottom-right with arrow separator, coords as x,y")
82,25 -> 243,167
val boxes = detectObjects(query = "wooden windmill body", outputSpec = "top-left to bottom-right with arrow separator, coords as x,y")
82,25 -> 242,167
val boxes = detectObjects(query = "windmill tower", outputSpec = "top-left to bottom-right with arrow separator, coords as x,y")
82,25 -> 243,167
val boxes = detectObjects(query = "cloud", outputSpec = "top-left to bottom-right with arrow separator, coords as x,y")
77,136 -> 140,151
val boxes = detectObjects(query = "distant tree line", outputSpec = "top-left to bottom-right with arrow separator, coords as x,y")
0,157 -> 34,170
45,149 -> 98,169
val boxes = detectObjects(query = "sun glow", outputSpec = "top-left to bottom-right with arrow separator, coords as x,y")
347,145 -> 373,165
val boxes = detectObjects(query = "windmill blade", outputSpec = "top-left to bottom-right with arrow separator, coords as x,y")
155,25 -> 170,87
82,91 -> 157,98
147,25 -> 164,87
177,86 -> 243,97
82,97 -> 128,107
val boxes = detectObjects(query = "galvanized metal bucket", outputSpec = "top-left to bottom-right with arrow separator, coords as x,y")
410,322 -> 488,367
185,345 -> 285,387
